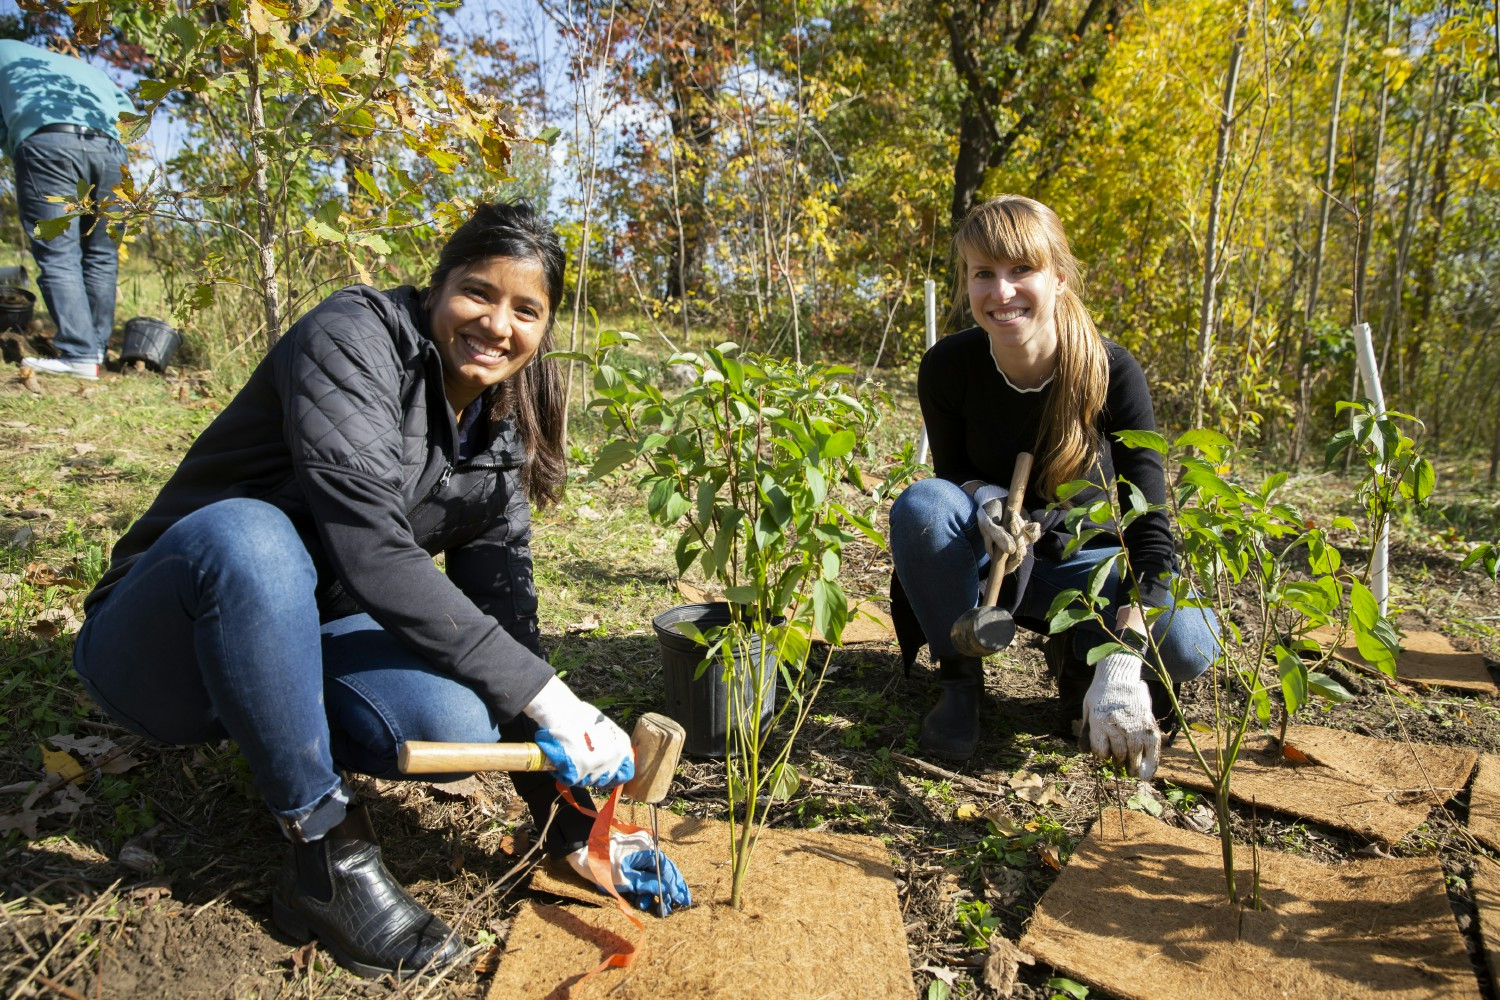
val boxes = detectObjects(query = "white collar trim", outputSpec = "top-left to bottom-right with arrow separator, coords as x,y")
989,343 -> 1055,393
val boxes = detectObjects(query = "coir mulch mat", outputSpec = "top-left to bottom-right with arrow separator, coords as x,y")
1472,857 -> 1500,990
1465,754 -> 1500,853
486,805 -> 914,999
1155,723 -> 1477,844
1309,625 -> 1498,696
1020,809 -> 1477,999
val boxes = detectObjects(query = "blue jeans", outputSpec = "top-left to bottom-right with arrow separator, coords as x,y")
12,131 -> 126,363
74,499 -> 568,842
889,477 -> 1220,679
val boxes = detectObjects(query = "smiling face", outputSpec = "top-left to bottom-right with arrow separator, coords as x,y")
428,255 -> 551,416
965,253 -> 1063,361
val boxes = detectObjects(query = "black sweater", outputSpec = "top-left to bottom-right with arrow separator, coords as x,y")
85,285 -> 556,720
918,327 -> 1175,607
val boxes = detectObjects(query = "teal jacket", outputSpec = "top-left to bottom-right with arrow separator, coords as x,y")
0,39 -> 136,158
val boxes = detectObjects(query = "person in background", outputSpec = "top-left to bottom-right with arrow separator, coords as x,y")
0,38 -> 133,380
74,201 -> 689,979
888,195 -> 1221,776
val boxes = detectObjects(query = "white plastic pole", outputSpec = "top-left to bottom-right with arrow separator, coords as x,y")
1351,321 -> 1389,616
916,279 -> 937,465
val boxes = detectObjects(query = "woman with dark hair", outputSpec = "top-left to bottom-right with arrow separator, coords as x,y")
74,201 -> 688,979
889,195 -> 1221,773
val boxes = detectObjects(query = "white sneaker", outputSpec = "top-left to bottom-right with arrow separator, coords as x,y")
21,357 -> 99,380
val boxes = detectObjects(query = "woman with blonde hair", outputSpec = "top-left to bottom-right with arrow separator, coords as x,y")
888,195 -> 1220,773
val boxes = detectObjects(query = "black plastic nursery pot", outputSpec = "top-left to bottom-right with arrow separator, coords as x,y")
653,602 -> 779,758
120,316 -> 182,371
0,286 -> 35,333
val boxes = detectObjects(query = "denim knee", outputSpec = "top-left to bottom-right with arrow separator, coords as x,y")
322,617 -> 500,778
186,499 -> 315,599
890,478 -> 974,562
1153,603 -> 1222,684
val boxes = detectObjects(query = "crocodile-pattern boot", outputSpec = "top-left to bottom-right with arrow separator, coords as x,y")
919,656 -> 984,761
272,803 -> 463,979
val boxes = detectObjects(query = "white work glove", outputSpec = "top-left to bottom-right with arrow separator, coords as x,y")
1080,651 -> 1161,779
523,676 -> 635,788
973,484 -> 1042,562
565,829 -> 692,915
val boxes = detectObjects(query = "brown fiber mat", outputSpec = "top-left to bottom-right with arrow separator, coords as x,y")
1021,809 -> 1477,1000
1309,625 -> 1497,695
1473,858 -> 1500,991
1155,723 -> 1476,844
1466,754 -> 1500,853
487,806 -> 914,998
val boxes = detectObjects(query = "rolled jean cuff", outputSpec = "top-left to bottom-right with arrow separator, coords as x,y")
273,778 -> 353,843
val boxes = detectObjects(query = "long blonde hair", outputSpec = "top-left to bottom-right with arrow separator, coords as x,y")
950,195 -> 1108,499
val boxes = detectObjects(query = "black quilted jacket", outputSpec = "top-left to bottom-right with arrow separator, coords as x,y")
85,285 -> 555,720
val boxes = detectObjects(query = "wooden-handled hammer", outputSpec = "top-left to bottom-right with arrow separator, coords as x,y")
398,713 -> 687,914
948,452 -> 1034,658
396,711 -> 686,805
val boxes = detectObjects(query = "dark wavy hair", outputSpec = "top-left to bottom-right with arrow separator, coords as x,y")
426,201 -> 567,507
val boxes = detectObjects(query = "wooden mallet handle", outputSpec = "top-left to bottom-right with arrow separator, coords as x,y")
396,712 -> 686,806
977,452 -> 1035,606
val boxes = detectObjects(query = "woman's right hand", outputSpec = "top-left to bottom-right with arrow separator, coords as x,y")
973,485 -> 1041,563
523,676 -> 635,788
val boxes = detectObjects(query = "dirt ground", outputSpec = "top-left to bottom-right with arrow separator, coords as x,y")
7,542 -> 1500,1000
3,372 -> 1499,999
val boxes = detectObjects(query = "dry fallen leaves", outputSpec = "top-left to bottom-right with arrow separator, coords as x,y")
981,936 -> 1035,996
1008,770 -> 1071,809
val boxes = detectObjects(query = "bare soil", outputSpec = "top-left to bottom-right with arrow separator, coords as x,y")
4,405 -> 1499,997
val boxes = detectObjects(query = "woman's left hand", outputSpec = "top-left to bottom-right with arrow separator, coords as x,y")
566,829 -> 692,916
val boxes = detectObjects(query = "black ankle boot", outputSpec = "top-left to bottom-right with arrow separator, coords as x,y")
920,656 -> 984,761
1144,671 -> 1183,743
272,803 -> 463,979
1045,633 -> 1091,737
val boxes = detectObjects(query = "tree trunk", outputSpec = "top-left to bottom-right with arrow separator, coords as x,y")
1290,0 -> 1354,466
1192,12 -> 1248,432
246,53 -> 283,350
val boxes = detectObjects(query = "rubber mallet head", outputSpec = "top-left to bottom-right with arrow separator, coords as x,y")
622,712 -> 685,805
947,452 -> 1033,658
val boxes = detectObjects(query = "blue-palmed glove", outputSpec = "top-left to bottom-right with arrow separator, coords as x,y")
523,676 -> 635,789
566,829 -> 692,916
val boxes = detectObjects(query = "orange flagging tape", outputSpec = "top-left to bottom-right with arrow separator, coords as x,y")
558,783 -> 646,981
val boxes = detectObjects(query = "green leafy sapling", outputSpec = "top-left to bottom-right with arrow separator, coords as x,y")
1044,423 -> 1413,905
560,329 -> 912,908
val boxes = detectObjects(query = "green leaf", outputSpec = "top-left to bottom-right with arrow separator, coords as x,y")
1307,671 -> 1354,703
1047,977 -> 1090,1000
1085,641 -> 1133,666
304,218 -> 344,243
768,762 -> 801,801
32,215 -> 74,241
537,126 -> 562,145
587,439 -> 637,480
1114,429 -> 1168,454
354,232 -> 392,255
926,981 -> 950,1000
352,169 -> 382,204
1275,647 -> 1307,715
822,429 -> 856,458
724,585 -> 757,604
1174,428 -> 1231,461
812,577 -> 848,645
116,111 -> 151,143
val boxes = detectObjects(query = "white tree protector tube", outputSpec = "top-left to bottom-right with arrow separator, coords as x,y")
917,278 -> 937,466
1352,321 -> 1389,616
